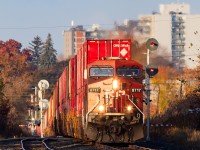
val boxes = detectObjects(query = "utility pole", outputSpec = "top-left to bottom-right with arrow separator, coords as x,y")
40,95 -> 43,138
38,88 -> 44,138
30,94 -> 34,135
34,87 -> 38,136
34,87 -> 37,121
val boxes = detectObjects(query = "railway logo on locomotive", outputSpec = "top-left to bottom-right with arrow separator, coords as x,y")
120,48 -> 128,57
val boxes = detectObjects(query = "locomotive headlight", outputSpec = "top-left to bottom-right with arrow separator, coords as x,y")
98,105 -> 104,112
112,79 -> 118,90
127,105 -> 132,111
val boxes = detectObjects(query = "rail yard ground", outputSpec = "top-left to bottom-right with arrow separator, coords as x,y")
0,133 -> 199,150
146,127 -> 200,150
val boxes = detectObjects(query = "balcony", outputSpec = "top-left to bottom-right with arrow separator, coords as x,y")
172,36 -> 185,41
172,24 -> 185,29
173,31 -> 185,35
172,18 -> 185,23
172,42 -> 185,46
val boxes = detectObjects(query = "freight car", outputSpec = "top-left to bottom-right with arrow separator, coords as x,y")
43,39 -> 144,142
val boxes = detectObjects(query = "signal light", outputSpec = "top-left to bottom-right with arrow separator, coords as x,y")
150,68 -> 155,72
146,38 -> 159,51
150,42 -> 155,47
146,65 -> 158,77
150,42 -> 158,47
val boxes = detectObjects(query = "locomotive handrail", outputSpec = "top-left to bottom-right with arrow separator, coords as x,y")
126,94 -> 145,123
86,94 -> 100,128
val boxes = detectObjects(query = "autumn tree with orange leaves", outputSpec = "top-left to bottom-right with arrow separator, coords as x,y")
0,39 -> 33,137
150,56 -> 199,116
150,66 -> 179,115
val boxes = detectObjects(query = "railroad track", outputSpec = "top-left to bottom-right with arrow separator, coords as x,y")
44,137 -> 99,150
1,137 -> 174,150
0,137 -> 52,150
0,138 -> 22,150
21,138 -> 51,150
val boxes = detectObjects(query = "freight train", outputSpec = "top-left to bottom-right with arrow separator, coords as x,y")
42,39 -> 144,142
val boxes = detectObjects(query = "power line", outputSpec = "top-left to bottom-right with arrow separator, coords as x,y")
0,24 -> 113,30
1,14 -> 200,30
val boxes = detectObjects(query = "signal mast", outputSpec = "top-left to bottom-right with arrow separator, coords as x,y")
144,38 -> 159,141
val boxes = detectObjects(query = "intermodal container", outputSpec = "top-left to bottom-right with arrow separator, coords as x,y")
85,39 -> 131,64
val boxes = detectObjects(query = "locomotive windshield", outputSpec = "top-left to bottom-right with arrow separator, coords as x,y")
90,67 -> 114,77
116,67 -> 140,77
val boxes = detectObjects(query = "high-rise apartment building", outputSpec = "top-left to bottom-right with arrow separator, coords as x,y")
63,25 -> 86,60
137,3 -> 200,69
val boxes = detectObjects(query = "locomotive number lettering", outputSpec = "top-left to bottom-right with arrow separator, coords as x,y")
136,113 -> 141,119
132,88 -> 142,92
88,88 -> 101,93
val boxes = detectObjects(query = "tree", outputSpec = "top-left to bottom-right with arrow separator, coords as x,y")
180,56 -> 200,95
0,39 -> 33,102
0,39 -> 32,81
39,33 -> 57,68
29,36 -> 43,66
0,78 -> 11,134
151,66 -> 178,115
0,39 -> 33,137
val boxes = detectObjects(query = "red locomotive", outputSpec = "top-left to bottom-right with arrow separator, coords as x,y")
43,39 -> 144,142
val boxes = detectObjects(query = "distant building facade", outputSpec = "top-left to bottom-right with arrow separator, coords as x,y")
137,3 -> 200,69
63,25 -> 85,60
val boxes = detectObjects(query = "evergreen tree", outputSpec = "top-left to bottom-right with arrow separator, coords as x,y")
29,35 -> 43,66
39,33 -> 57,68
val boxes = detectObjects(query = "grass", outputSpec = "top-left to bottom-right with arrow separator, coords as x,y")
150,127 -> 200,150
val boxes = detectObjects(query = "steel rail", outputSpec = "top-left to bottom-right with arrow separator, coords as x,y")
20,137 -> 52,150
42,138 -> 54,150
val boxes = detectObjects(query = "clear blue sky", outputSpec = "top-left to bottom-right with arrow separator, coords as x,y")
0,0 -> 200,56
